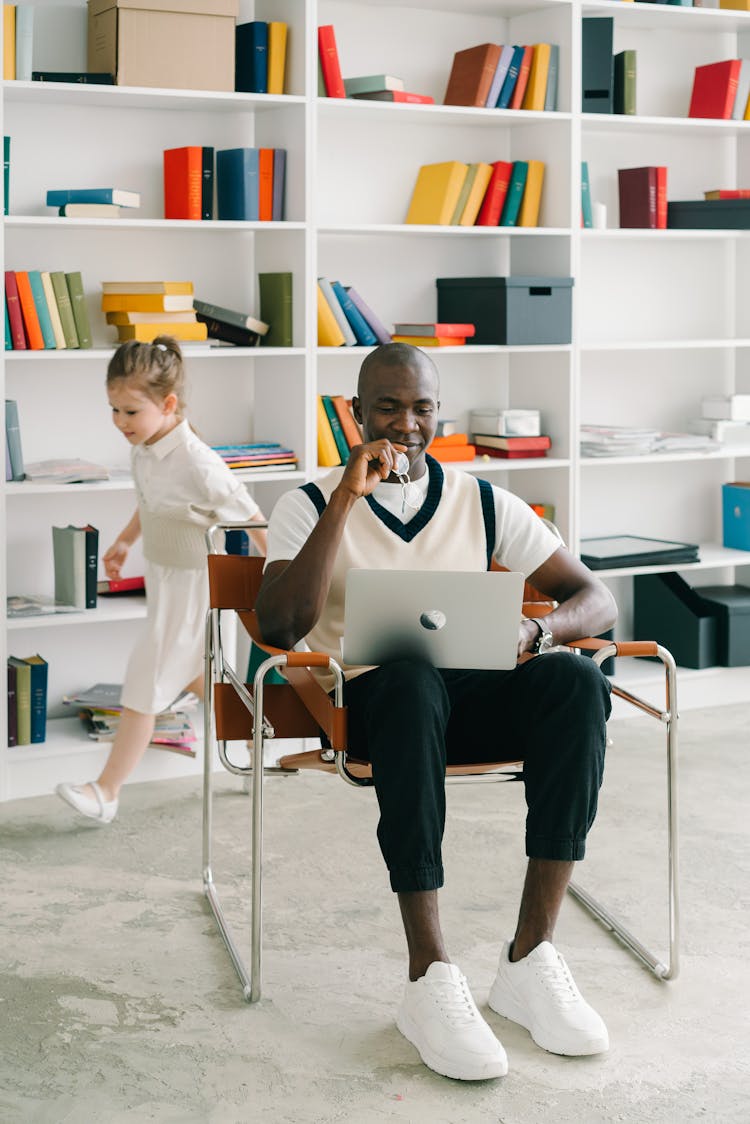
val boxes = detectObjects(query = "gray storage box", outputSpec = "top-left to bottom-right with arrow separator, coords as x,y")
694,585 -> 750,666
633,572 -> 718,669
436,276 -> 574,345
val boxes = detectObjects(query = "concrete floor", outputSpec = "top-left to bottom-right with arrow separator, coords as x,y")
1,703 -> 749,1124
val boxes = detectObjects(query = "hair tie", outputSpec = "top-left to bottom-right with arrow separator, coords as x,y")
154,342 -> 167,351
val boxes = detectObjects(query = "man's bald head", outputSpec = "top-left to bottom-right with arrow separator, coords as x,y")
357,343 -> 439,403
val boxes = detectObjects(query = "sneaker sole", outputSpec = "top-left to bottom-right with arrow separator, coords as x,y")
396,1009 -> 508,1081
487,981 -> 609,1057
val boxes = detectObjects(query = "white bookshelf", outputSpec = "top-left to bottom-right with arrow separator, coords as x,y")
2,0 -> 750,802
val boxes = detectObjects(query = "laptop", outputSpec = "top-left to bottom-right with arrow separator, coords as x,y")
342,569 -> 525,671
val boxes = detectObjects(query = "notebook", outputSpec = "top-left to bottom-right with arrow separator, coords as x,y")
342,569 -> 525,670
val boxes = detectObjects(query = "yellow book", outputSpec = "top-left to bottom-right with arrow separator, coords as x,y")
267,21 -> 288,95
101,293 -> 194,312
101,281 -> 194,294
517,160 -> 545,227
317,395 -> 341,466
317,284 -> 346,346
459,162 -> 494,226
522,45 -> 551,112
3,6 -> 15,80
115,322 -> 208,342
405,161 -> 469,225
40,271 -> 66,348
106,310 -> 197,325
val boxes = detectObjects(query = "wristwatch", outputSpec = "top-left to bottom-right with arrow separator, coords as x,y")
530,618 -> 554,654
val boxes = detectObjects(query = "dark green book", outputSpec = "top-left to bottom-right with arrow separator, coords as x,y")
65,271 -> 92,348
322,395 -> 350,463
258,271 -> 293,347
50,271 -> 79,348
24,655 -> 48,743
3,135 -> 9,216
499,161 -> 528,227
614,50 -> 636,116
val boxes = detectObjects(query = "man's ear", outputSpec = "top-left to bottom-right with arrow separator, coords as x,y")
352,396 -> 362,424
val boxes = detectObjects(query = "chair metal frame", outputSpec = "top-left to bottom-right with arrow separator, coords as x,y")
202,523 -> 680,1005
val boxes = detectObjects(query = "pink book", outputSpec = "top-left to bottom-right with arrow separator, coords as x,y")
345,286 -> 392,344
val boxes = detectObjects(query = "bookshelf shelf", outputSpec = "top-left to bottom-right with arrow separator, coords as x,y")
341,0 -> 572,15
318,224 -> 571,237
5,216 -> 306,232
588,543 -> 750,579
581,449 -> 750,468
582,339 -> 750,352
582,0 -> 750,34
582,113 -> 750,138
318,98 -> 571,129
318,344 -> 573,356
7,597 -> 147,631
2,79 -> 305,113
5,479 -> 134,496
4,346 -> 307,361
581,228 -> 750,240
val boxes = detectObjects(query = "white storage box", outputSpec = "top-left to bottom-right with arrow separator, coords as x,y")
469,408 -> 541,437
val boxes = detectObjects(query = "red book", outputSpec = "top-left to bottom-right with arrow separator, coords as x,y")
476,160 -> 513,225
392,322 -> 475,338
4,271 -> 27,349
473,434 -> 551,452
429,443 -> 476,462
618,166 -> 658,229
509,46 -> 534,110
258,148 -> 274,220
476,445 -> 548,459
163,146 -> 202,220
318,25 -> 346,98
688,59 -> 741,120
351,90 -> 434,104
14,270 -> 44,349
656,165 -> 667,230
97,576 -> 146,594
705,189 -> 750,199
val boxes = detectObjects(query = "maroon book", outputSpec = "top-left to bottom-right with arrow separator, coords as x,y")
618,166 -> 658,229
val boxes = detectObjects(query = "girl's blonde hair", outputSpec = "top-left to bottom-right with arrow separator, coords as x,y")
106,335 -> 187,415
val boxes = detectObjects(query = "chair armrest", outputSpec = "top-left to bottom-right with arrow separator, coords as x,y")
570,637 -> 659,658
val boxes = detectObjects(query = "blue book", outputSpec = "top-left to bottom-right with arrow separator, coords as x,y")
3,135 -> 9,216
27,271 -> 56,348
15,5 -> 34,82
581,161 -> 593,228
496,46 -> 525,109
4,295 -> 11,350
499,161 -> 528,226
486,45 -> 515,108
25,655 -> 48,743
544,44 -> 559,111
216,148 -> 259,221
46,187 -> 140,207
236,21 -> 268,93
330,281 -> 377,346
272,148 -> 286,221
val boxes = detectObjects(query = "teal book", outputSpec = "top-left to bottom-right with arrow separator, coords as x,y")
3,135 -> 9,216
322,395 -> 350,463
581,161 -> 593,228
25,655 -> 48,743
499,161 -> 528,226
544,45 -> 559,111
27,271 -> 56,349
496,45 -> 524,109
4,295 -> 10,350
330,280 -> 377,346
258,271 -> 293,347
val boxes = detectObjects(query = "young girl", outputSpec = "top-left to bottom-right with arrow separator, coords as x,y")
56,336 -> 267,823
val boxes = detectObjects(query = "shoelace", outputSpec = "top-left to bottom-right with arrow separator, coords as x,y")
535,956 -> 580,1005
430,977 -> 480,1027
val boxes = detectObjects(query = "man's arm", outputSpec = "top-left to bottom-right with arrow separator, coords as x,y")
256,439 -> 406,650
517,545 -> 618,657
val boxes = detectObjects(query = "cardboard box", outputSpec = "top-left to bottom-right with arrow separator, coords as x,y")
436,276 -> 574,345
88,0 -> 238,91
722,481 -> 750,550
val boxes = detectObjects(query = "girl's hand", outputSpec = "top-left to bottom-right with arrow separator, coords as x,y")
103,540 -> 129,580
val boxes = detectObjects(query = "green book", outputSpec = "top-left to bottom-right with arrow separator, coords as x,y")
449,164 -> 478,225
65,271 -> 92,348
8,657 -> 31,745
3,135 -> 9,217
614,50 -> 636,116
581,161 -> 593,228
50,271 -> 79,348
322,395 -> 350,463
4,296 -> 10,350
499,161 -> 528,227
258,271 -> 293,347
25,654 -> 48,743
28,270 -> 56,349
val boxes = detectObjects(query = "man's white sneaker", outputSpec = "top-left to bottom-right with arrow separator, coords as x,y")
396,961 -> 508,1081
488,941 -> 609,1057
55,782 -> 118,824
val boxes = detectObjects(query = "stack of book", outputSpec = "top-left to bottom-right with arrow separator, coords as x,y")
405,158 -> 545,227
53,523 -> 98,610
429,433 -> 476,463
101,281 -> 207,344
47,186 -> 140,220
235,19 -> 288,94
216,147 -> 286,221
317,394 -> 362,467
443,42 -> 558,112
391,322 -> 475,348
23,459 -> 111,485
344,73 -> 434,105
7,654 -> 48,746
194,299 -> 268,347
5,269 -> 92,349
63,682 -> 197,756
211,443 -> 298,472
474,434 -> 551,459
317,278 -> 391,347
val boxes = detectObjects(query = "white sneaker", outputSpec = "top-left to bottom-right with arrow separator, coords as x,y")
55,782 -> 118,824
396,961 -> 508,1081
488,941 -> 608,1056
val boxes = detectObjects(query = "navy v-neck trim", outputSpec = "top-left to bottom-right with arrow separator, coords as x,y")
364,455 -> 444,542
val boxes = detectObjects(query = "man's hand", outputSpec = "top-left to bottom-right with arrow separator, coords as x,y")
336,439 -> 408,501
517,617 -> 542,660
102,540 -> 129,581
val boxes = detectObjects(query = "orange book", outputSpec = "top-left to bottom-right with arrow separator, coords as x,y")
509,46 -> 534,110
259,148 -> 274,221
15,271 -> 45,349
429,443 -> 476,462
163,146 -> 202,220
330,394 -> 363,450
430,433 -> 470,447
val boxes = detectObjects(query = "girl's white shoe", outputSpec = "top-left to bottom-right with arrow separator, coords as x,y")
55,781 -> 118,824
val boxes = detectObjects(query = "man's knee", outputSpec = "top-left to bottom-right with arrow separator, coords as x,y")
533,652 -> 611,721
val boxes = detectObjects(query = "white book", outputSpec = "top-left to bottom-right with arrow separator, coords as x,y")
15,5 -> 34,82
732,59 -> 750,121
317,277 -> 357,346
40,272 -> 66,348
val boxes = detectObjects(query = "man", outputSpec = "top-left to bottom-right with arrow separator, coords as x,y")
256,343 -> 617,1082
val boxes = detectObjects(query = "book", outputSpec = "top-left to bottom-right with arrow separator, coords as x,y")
7,661 -> 17,747
15,271 -> 44,349
24,655 -> 48,743
317,283 -> 346,346
114,322 -> 208,343
580,535 -> 699,570
581,16 -> 614,113
101,292 -> 194,313
344,75 -> 405,96
317,277 -> 356,345
345,287 -> 392,344
431,432 -> 471,447
656,165 -> 668,229
522,44 -> 552,111
581,161 -> 593,228
5,271 -> 27,349
330,281 -> 378,346
272,148 -> 286,221
235,21 -> 267,93
473,433 -> 551,452
496,45 -> 525,109
329,394 -> 363,449
428,444 -> 476,462
316,395 -> 341,466
614,49 -> 637,115
475,445 -> 547,459
704,189 -> 750,199
318,25 -> 346,98
194,313 -> 260,347
688,59 -> 741,119
5,399 -> 24,480
732,59 -> 750,120
65,272 -> 92,348
448,163 -> 478,224
31,71 -> 115,84
106,310 -> 197,325
53,524 -> 98,609
63,682 -> 123,709
499,161 -> 529,226
618,166 -> 658,228
97,576 -> 146,595
46,187 -> 140,208
267,21 -> 288,95
101,281 -> 194,295
201,146 -> 214,220
216,147 -> 259,221
471,408 -> 541,437
391,336 -> 466,346
3,6 -> 15,81
15,4 -> 33,83
393,323 -> 475,338
485,45 -> 515,108
8,657 -> 31,746
164,146 -> 203,220
321,395 -> 350,462
193,300 -> 268,335
27,270 -> 56,349
3,133 -> 9,216
349,90 -> 434,104
443,42 -> 502,107
4,297 -> 9,352
50,271 -> 79,347
23,459 -> 109,484
258,272 -> 293,347
406,161 -> 469,225
258,147 -> 274,221
58,203 -> 121,218
509,46 -> 534,110
517,160 -> 545,227
458,162 -> 494,226
544,44 -> 560,111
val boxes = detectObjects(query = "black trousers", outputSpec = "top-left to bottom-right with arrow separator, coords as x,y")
342,653 -> 612,893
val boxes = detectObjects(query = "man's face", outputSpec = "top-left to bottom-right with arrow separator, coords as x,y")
353,361 -> 440,479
